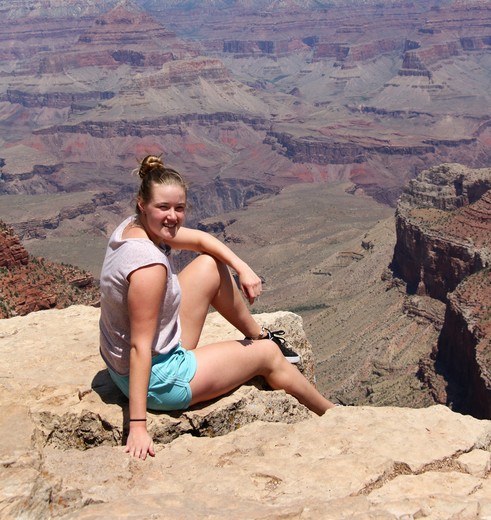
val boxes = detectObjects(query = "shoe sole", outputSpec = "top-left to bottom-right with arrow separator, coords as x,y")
283,354 -> 301,364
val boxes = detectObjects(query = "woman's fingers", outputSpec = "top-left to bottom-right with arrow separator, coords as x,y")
124,432 -> 155,460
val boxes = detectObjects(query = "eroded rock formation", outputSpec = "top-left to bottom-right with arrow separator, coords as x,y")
2,0 -> 491,247
437,268 -> 491,419
0,221 -> 99,318
0,224 -> 29,268
391,164 -> 491,418
1,305 -> 490,519
392,164 -> 491,299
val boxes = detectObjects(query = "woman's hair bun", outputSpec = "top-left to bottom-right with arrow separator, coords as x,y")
138,154 -> 164,179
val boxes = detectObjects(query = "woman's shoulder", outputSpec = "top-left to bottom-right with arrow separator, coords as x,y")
109,218 -> 158,255
112,216 -> 151,246
109,215 -> 135,241
111,238 -> 170,276
122,221 -> 147,240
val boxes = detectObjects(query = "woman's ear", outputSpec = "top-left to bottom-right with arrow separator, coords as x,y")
137,198 -> 145,214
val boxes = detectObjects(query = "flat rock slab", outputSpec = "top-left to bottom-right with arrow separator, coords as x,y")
1,306 -> 490,519
2,406 -> 489,519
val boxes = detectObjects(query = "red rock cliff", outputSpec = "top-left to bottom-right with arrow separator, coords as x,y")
392,163 -> 491,418
392,164 -> 491,299
0,221 -> 99,318
436,268 -> 491,419
0,225 -> 29,268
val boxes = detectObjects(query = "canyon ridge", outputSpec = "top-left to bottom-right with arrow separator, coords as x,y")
0,2 -> 490,516
0,0 -> 490,274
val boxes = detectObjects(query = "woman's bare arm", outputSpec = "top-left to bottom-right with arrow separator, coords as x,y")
166,227 -> 262,303
125,263 -> 167,459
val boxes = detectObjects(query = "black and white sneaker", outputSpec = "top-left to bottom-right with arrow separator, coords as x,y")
246,328 -> 301,364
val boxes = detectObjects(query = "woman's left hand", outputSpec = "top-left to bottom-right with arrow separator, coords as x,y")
238,265 -> 263,304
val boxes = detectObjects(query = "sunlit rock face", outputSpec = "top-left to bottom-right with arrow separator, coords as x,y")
1,305 -> 491,519
391,163 -> 491,419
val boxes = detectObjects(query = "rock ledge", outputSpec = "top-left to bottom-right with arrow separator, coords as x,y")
1,306 -> 490,519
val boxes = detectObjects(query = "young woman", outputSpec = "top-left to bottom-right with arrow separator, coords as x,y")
99,155 -> 336,460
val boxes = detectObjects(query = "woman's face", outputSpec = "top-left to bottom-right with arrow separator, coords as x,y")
139,182 -> 186,244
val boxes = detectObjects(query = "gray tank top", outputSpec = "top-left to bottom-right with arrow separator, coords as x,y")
99,216 -> 181,375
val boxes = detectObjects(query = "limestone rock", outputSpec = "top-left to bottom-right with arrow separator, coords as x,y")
391,164 -> 491,419
39,405 -> 491,518
0,306 -> 314,452
1,305 -> 491,519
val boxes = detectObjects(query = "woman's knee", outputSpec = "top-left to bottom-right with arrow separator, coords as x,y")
180,254 -> 221,290
193,253 -> 220,272
256,339 -> 285,370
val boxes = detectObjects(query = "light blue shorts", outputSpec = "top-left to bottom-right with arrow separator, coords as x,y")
108,345 -> 197,411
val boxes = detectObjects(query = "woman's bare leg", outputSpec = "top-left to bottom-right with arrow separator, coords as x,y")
178,255 -> 335,415
179,254 -> 262,348
189,338 -> 336,415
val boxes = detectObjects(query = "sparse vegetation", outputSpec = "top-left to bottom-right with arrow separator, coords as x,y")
288,302 -> 330,313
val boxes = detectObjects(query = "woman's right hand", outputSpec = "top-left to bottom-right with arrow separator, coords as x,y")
124,424 -> 155,460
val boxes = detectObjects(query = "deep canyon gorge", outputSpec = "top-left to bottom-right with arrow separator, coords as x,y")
1,2 -> 491,518
0,0 -> 490,417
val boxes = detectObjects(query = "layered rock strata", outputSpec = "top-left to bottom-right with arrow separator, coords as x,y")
267,131 -> 436,165
1,0 -> 490,251
392,164 -> 491,299
0,224 -> 28,268
392,164 -> 491,418
437,268 -> 491,419
0,221 -> 99,318
5,189 -> 131,238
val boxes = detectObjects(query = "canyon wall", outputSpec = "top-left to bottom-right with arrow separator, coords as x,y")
0,221 -> 99,318
437,269 -> 491,419
2,0 -> 491,228
392,164 -> 491,418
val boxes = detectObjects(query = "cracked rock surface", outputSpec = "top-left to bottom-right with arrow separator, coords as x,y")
1,306 -> 490,519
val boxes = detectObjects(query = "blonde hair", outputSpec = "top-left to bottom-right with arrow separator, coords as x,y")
136,155 -> 188,214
